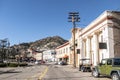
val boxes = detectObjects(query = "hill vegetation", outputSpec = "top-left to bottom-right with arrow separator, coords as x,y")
0,36 -> 68,61
13,36 -> 68,51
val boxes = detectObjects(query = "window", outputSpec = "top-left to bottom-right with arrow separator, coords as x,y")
114,59 -> 120,65
63,49 -> 65,53
107,59 -> 112,65
101,59 -> 106,65
66,48 -> 68,53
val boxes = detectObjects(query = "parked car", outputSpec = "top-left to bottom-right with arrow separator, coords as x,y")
92,58 -> 120,80
58,61 -> 62,65
54,62 -> 58,65
59,61 -> 67,65
0,60 -> 3,63
35,60 -> 41,65
79,58 -> 91,72
41,60 -> 45,64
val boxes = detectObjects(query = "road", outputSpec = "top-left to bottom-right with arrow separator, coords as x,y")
0,64 -> 47,80
0,63 -> 111,80
43,64 -> 111,80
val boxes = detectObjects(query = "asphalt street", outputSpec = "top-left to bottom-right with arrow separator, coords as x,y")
0,64 -> 47,80
43,64 -> 111,80
0,63 -> 111,80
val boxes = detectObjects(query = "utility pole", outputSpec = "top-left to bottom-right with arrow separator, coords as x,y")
68,12 -> 80,68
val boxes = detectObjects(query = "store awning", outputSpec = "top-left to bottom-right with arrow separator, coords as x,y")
63,54 -> 69,58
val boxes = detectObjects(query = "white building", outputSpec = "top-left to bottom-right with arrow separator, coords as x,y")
43,50 -> 56,62
76,10 -> 120,66
56,10 -> 120,67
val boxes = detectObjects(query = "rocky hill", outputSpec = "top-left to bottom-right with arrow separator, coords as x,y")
30,36 -> 68,50
13,36 -> 68,51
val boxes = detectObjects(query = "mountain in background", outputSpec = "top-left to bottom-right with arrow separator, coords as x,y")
30,36 -> 68,50
13,36 -> 68,51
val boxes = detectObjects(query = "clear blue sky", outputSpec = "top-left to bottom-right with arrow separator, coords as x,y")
0,0 -> 120,45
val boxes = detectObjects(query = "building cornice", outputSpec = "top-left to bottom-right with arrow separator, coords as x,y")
79,10 -> 120,37
56,42 -> 69,49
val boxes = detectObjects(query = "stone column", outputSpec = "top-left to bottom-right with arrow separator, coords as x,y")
83,39 -> 86,58
86,37 -> 91,59
89,36 -> 93,65
93,33 -> 99,66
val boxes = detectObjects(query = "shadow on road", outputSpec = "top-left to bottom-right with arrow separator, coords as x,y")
0,71 -> 22,74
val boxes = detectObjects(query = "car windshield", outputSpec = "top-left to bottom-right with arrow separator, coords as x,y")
114,59 -> 120,65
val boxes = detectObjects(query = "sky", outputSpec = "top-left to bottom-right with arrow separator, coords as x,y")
0,0 -> 120,46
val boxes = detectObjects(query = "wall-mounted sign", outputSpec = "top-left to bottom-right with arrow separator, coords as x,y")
99,42 -> 107,49
77,49 -> 80,54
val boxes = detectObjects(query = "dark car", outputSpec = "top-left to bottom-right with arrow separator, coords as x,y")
60,61 -> 67,65
0,60 -> 3,63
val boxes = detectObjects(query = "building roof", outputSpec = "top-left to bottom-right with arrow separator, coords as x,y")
56,42 -> 69,49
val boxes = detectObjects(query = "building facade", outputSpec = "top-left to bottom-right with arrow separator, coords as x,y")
43,50 -> 56,62
56,42 -> 70,64
56,10 -> 120,67
69,28 -> 82,66
76,11 -> 120,66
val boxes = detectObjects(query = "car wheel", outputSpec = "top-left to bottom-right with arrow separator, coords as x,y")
81,67 -> 85,72
112,73 -> 120,80
92,70 -> 99,78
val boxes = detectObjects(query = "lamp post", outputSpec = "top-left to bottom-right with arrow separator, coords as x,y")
68,12 -> 80,68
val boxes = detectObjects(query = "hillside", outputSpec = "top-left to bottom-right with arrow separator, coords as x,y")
13,36 -> 68,51
30,36 -> 68,50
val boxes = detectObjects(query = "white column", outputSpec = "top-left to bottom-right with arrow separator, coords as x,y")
89,36 -> 93,65
81,39 -> 84,59
79,39 -> 83,64
82,39 -> 86,58
93,33 -> 99,66
86,37 -> 91,59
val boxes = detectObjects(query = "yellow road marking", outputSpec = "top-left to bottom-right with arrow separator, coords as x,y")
38,67 -> 48,80
26,66 -> 48,80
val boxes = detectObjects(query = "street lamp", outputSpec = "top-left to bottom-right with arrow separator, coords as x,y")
68,12 -> 80,68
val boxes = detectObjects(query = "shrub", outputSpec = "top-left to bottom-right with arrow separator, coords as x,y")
0,62 -> 28,67
9,63 -> 18,67
19,62 -> 28,67
0,63 -> 7,67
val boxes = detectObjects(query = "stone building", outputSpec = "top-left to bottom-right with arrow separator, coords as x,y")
56,10 -> 120,67
75,10 -> 120,66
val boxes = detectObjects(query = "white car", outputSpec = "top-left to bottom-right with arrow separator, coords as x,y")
35,60 -> 41,65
